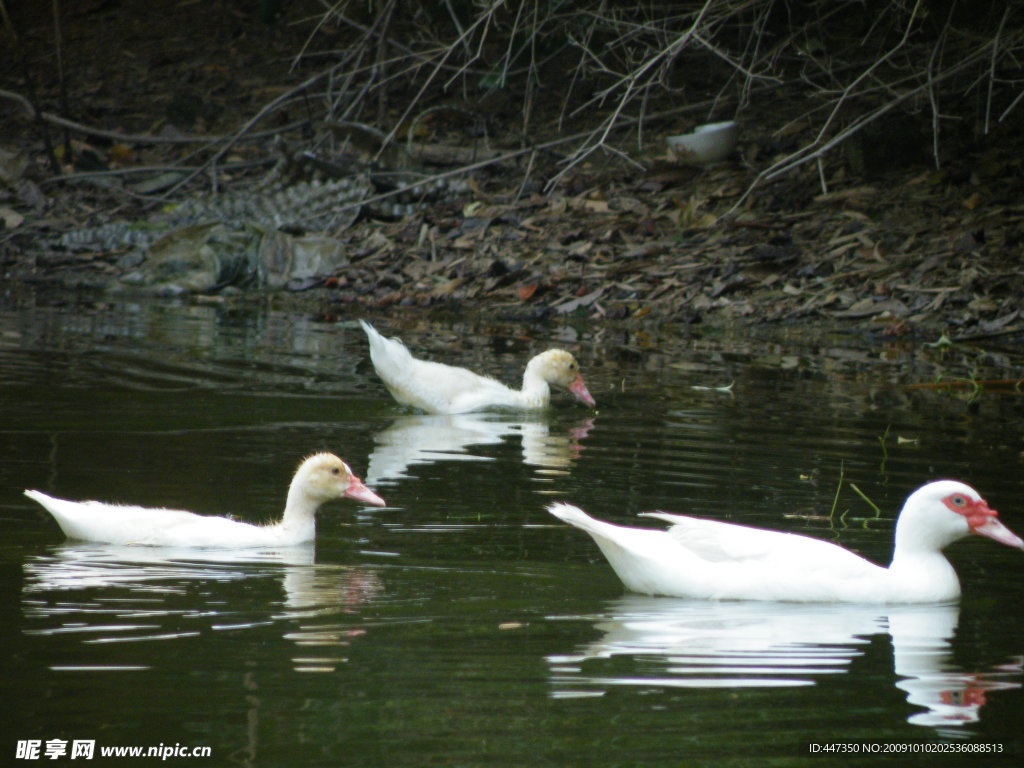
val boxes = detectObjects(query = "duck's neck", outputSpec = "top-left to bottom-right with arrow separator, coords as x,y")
518,365 -> 552,408
277,486 -> 319,540
888,535 -> 961,602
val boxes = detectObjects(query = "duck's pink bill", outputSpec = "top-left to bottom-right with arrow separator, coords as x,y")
345,479 -> 386,507
571,376 -> 596,408
951,495 -> 1024,549
973,516 -> 1024,548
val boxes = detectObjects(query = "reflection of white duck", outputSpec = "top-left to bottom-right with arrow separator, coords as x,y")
547,597 -> 1022,728
277,563 -> 384,672
22,544 -> 382,674
23,543 -> 316,592
549,481 -> 1023,602
24,453 -> 385,548
888,610 -> 1022,729
360,320 -> 596,414
365,413 -> 593,486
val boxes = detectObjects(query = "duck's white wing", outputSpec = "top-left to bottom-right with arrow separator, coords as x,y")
135,515 -> 282,548
639,512 -> 896,602
553,504 -> 897,601
25,490 -> 281,548
384,356 -> 520,414
362,320 -> 514,413
27,491 -> 205,543
439,366 -> 523,413
641,512 -> 879,574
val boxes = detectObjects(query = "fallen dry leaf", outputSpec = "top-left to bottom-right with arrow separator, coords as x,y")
0,207 -> 24,228
518,283 -> 539,301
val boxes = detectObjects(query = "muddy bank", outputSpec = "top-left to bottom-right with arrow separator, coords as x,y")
3,0 -> 1024,344
6,144 -> 1024,347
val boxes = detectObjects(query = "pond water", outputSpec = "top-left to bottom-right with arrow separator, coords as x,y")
2,291 -> 1023,767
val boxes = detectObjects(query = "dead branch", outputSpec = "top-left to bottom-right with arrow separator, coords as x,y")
1,97 -> 181,144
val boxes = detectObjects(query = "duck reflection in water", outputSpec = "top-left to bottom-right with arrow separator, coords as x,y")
23,543 -> 383,673
547,597 -> 1021,732
365,413 -> 594,487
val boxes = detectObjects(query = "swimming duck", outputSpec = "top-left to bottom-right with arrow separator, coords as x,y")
25,452 -> 385,548
548,480 -> 1023,603
360,319 -> 596,414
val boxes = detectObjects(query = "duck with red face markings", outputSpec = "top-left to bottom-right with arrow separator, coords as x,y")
549,480 -> 1022,603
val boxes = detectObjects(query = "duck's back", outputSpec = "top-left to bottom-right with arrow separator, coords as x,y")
27,491 -> 204,545
643,512 -> 892,601
645,513 -> 867,566
25,491 -> 287,548
361,320 -> 519,413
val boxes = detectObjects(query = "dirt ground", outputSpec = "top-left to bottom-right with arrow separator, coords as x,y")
3,1 -> 1024,343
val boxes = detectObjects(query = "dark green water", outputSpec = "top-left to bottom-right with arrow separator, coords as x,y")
2,293 -> 1023,766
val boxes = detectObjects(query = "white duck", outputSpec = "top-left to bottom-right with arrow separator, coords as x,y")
24,452 -> 386,548
548,480 -> 1023,603
360,319 -> 596,414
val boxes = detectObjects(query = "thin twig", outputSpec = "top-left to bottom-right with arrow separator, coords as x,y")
728,36 -> 998,215
986,6 -> 1011,135
164,66 -> 340,196
51,0 -> 73,163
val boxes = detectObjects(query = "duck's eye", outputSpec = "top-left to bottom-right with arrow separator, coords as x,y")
951,494 -> 966,507
331,467 -> 341,475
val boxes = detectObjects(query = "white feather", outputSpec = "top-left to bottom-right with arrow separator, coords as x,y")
359,320 -> 594,414
25,453 -> 385,548
549,481 -> 1023,603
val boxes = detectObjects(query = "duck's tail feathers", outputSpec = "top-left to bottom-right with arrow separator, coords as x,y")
358,319 -> 391,349
547,502 -> 607,532
359,319 -> 412,368
24,490 -> 77,533
358,318 -> 378,337
24,489 -> 56,509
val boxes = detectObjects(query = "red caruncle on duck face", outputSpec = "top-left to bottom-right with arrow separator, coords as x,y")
941,491 -> 997,529
942,490 -> 1024,549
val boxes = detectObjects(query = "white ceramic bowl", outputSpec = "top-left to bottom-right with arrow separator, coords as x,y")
666,121 -> 738,164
